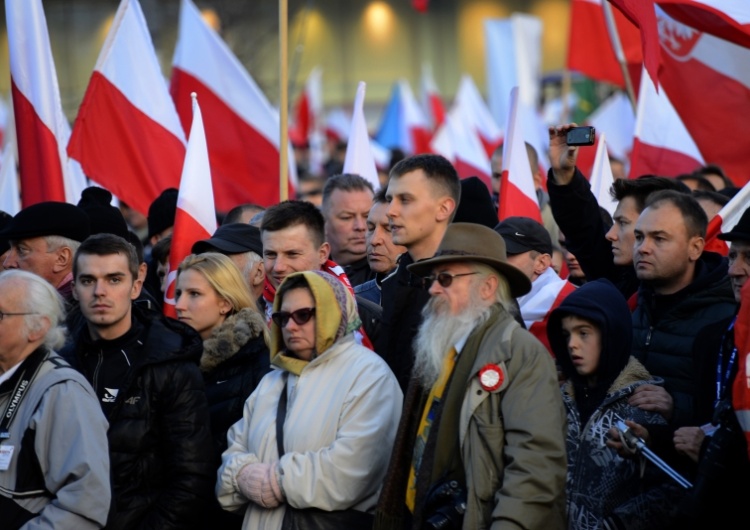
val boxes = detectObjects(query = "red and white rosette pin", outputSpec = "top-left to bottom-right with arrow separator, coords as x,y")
478,363 -> 504,392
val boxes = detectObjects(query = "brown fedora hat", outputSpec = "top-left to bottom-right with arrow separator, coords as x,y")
407,222 -> 531,298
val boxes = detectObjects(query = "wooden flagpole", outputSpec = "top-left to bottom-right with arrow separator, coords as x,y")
602,0 -> 637,111
279,0 -> 289,201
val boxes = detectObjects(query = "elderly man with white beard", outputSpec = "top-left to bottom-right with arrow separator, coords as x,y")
374,222 -> 567,530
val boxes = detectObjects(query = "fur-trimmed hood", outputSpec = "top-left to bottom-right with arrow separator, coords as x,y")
200,308 -> 268,373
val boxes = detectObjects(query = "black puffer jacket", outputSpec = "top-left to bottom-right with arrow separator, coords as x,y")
61,305 -> 215,530
632,251 -> 737,427
200,307 -> 271,454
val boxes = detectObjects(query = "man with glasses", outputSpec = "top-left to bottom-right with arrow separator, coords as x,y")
0,270 -> 110,529
375,222 -> 567,530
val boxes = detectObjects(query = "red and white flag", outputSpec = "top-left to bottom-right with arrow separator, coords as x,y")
170,0 -> 295,212
68,0 -> 186,217
629,69 -> 703,178
566,0 -> 642,88
518,268 -> 577,355
430,107 -> 492,190
656,8 -> 750,186
164,94 -> 216,319
8,0 -> 87,206
454,75 -> 503,157
704,179 -> 750,256
420,63 -> 446,130
290,67 -> 325,175
498,87 -> 541,223
589,132 -> 618,217
658,0 -> 750,48
609,0 -> 662,89
342,82 -> 380,191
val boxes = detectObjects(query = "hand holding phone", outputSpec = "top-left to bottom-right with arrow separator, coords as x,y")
566,126 -> 596,146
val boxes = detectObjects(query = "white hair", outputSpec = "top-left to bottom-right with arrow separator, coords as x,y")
0,270 -> 67,350
412,272 -> 494,388
44,234 -> 80,255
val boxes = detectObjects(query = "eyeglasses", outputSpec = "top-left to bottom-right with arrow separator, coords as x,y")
423,272 -> 478,289
271,307 -> 316,328
0,311 -> 37,321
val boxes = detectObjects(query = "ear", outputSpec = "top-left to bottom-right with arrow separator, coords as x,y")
52,247 -> 74,274
688,235 -> 705,262
435,196 -> 457,223
251,261 -> 266,287
318,242 -> 331,266
480,273 -> 498,302
534,254 -> 553,277
72,280 -> 79,301
130,274 -> 143,301
138,262 -> 148,283
27,317 -> 51,343
218,296 -> 233,316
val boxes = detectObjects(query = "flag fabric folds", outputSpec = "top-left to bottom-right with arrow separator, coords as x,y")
453,75 -> 503,157
430,107 -> 492,190
658,0 -> 750,49
420,63 -> 446,130
375,80 -> 432,156
68,0 -> 186,216
629,69 -> 703,179
342,82 -> 380,191
8,0 -> 87,206
498,87 -> 541,223
163,94 -> 217,319
704,179 -> 750,255
589,132 -> 618,217
170,0 -> 295,212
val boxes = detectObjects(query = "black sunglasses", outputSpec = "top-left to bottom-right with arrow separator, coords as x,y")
423,271 -> 478,289
271,307 -> 316,327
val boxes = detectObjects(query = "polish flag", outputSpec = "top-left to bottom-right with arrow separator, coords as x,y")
430,106 -> 492,190
342,82 -> 380,191
656,8 -> 750,186
420,63 -> 446,130
658,1 -> 750,49
589,133 -> 618,217
0,147 -> 20,215
566,0 -> 643,88
484,14 -> 542,135
453,75 -> 503,157
629,69 -> 703,179
290,67 -> 325,174
8,0 -> 88,206
518,268 -> 577,355
704,179 -> 750,255
498,87 -> 541,223
375,80 -> 432,155
68,0 -> 186,217
170,0 -> 295,212
324,108 -> 351,144
163,94 -> 216,319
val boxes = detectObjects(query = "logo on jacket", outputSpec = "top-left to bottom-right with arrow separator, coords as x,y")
102,388 -> 119,403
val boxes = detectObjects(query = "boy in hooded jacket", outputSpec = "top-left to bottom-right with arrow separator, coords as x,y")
547,279 -> 684,530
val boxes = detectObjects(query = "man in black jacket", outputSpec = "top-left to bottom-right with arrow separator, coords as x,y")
62,233 -> 215,530
377,154 -> 460,391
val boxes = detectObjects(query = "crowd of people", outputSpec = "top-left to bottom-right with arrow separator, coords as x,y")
0,122 -> 748,530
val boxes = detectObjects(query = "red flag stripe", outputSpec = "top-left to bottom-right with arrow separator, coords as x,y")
629,137 -> 702,178
68,71 -> 186,216
170,68 -> 292,210
11,80 -> 67,206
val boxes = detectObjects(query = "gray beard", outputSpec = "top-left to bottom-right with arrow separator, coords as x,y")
412,294 -> 493,389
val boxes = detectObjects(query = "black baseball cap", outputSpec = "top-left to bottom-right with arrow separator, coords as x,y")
192,223 -> 263,256
494,216 -> 553,255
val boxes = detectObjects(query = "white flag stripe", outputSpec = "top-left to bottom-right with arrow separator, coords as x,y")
342,82 -> 380,190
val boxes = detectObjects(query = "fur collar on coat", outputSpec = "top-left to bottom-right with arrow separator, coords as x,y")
562,356 -> 657,400
200,308 -> 267,373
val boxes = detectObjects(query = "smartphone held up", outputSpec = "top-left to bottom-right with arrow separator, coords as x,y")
566,126 -> 596,146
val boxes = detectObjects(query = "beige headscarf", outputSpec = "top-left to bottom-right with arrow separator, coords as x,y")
270,270 -> 361,375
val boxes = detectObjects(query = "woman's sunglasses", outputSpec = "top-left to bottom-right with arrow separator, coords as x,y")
422,271 -> 478,289
271,307 -> 316,327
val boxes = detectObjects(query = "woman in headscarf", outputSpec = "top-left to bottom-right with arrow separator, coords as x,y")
217,270 -> 402,530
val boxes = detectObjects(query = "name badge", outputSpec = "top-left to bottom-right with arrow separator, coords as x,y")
0,445 -> 14,471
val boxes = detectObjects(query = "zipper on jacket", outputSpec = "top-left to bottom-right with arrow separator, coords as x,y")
645,326 -> 653,347
92,349 -> 104,392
